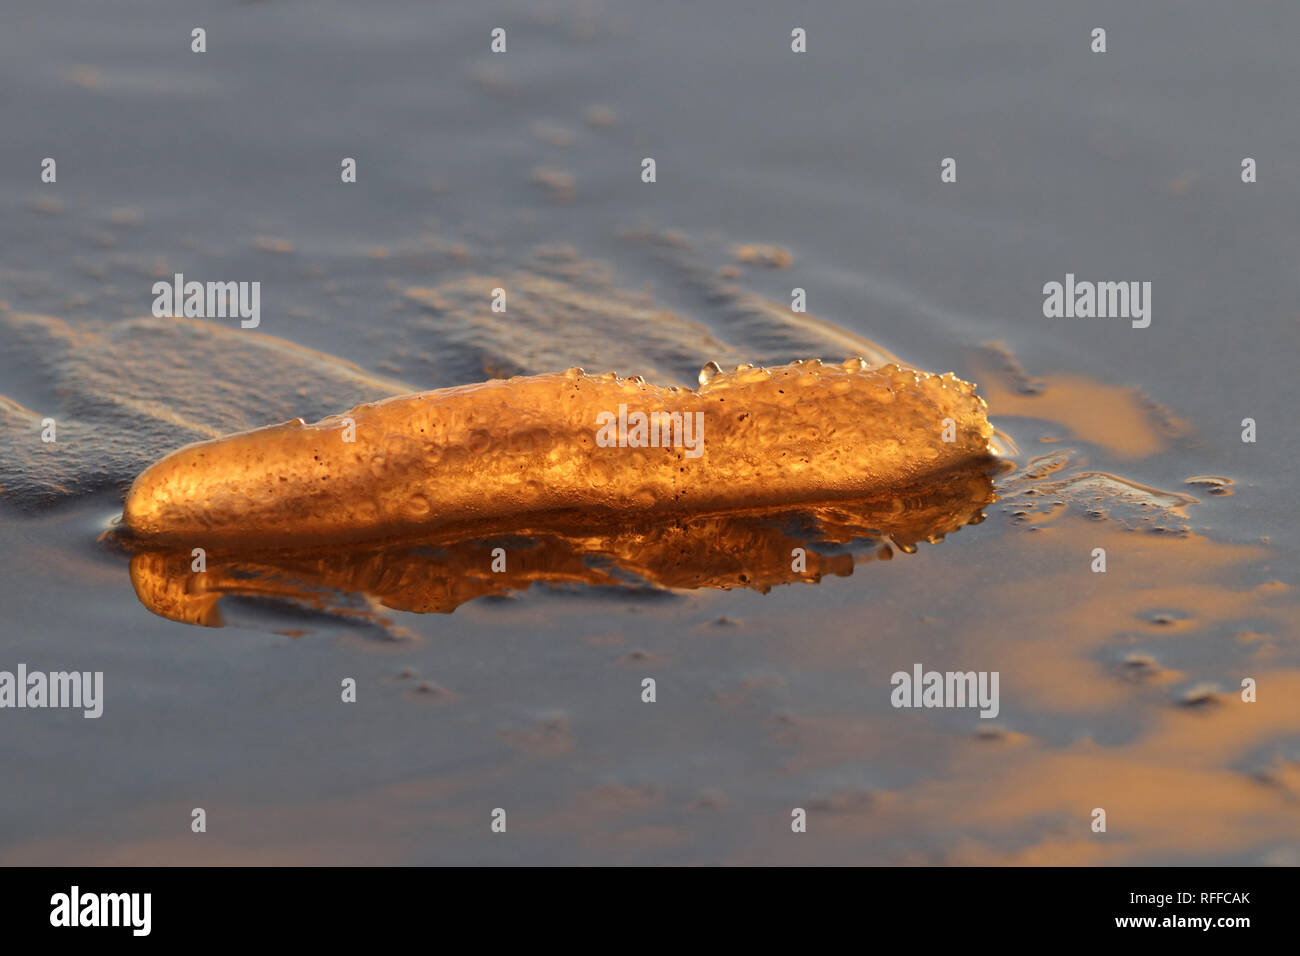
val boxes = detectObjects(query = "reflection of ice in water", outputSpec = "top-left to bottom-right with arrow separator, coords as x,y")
113,461 -> 996,628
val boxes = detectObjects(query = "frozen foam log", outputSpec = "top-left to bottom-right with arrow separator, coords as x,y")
122,358 -> 995,544
123,359 -> 994,542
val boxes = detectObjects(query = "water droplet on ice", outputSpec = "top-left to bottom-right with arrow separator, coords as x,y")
699,361 -> 722,385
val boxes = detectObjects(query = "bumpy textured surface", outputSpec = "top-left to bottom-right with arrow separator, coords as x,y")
122,358 -> 995,544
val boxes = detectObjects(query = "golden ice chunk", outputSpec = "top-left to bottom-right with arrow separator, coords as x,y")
122,358 -> 994,544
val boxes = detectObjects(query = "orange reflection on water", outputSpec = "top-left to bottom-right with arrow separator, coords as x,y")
976,347 -> 1187,459
723,513 -> 1299,865
115,463 -> 997,627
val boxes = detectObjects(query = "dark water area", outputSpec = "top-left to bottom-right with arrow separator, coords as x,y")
0,1 -> 1296,864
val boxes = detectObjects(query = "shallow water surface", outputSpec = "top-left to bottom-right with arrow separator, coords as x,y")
0,0 -> 1297,865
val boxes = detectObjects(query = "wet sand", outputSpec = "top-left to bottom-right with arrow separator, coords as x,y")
0,0 -> 1297,865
